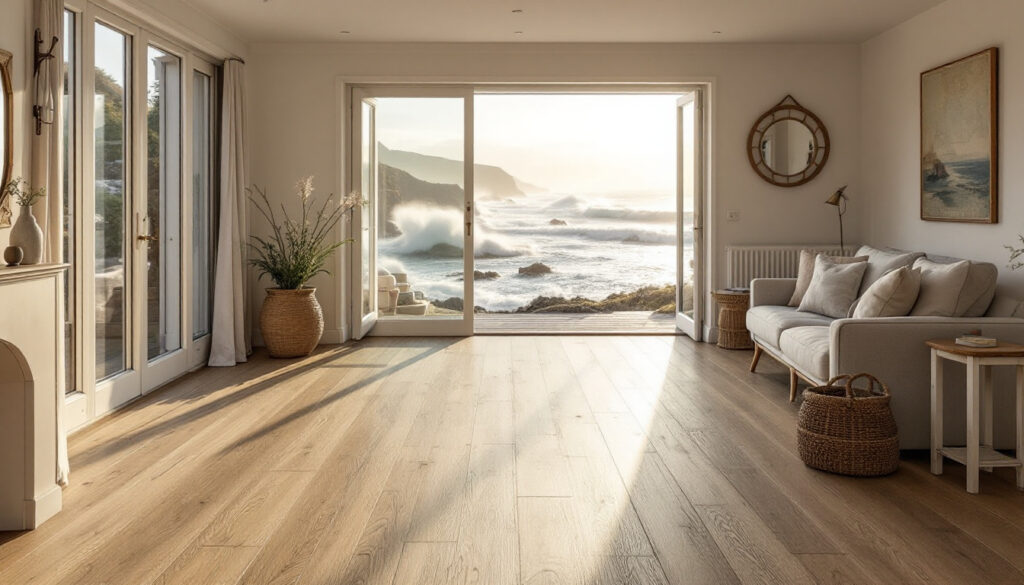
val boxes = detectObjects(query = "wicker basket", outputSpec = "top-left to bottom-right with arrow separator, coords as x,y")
260,288 -> 324,358
797,373 -> 899,477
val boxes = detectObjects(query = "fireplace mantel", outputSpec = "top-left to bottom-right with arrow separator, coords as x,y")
0,263 -> 67,530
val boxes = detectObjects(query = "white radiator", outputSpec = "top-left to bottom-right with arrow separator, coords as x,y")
725,244 -> 850,288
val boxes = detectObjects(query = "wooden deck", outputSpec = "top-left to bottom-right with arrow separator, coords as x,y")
475,311 -> 678,334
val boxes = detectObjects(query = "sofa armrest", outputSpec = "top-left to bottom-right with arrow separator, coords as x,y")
828,316 -> 1024,448
750,278 -> 797,308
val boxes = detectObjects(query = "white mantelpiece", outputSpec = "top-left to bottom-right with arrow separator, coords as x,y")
0,263 -> 67,530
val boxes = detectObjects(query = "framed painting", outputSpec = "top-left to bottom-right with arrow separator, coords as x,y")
920,47 -> 998,223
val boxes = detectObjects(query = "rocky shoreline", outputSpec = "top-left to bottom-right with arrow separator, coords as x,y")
431,284 -> 677,314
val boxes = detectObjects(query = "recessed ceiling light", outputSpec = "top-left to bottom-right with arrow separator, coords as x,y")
340,30 -> 351,34
712,30 -> 722,35
514,31 -> 524,35
512,9 -> 523,13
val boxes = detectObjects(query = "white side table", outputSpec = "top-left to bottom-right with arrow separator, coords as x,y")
927,339 -> 1024,494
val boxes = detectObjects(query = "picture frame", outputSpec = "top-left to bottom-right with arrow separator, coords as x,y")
920,47 -> 999,223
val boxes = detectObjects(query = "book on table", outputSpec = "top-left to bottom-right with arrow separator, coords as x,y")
955,335 -> 998,348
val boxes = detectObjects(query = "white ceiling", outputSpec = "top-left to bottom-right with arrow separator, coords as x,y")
183,0 -> 944,44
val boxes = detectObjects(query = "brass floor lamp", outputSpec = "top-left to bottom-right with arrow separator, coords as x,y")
825,186 -> 848,255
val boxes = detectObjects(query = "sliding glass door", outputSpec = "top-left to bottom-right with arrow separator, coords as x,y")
676,90 -> 705,340
351,87 -> 475,336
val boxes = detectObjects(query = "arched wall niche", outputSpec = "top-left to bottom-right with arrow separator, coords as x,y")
0,338 -> 33,529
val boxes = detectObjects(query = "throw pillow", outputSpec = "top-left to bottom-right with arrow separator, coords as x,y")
909,258 -> 971,317
798,254 -> 869,318
788,250 -> 868,307
854,245 -> 926,296
853,266 -> 922,318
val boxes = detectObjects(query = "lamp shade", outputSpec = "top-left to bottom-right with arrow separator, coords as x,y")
825,185 -> 847,206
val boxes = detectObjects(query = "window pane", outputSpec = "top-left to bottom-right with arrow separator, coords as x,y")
146,46 -> 182,360
94,22 -> 128,380
191,70 -> 212,339
63,9 -> 76,392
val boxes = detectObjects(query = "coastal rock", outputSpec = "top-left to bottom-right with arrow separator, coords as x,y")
422,243 -> 463,258
385,220 -> 403,237
549,218 -> 567,226
433,297 -> 464,311
518,262 -> 552,276
474,270 -> 500,280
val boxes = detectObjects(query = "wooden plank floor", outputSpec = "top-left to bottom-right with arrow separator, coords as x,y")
3,336 -> 1024,585
475,312 -> 676,334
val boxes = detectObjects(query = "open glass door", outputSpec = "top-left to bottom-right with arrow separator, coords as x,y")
351,87 -> 474,337
676,91 -> 704,340
351,95 -> 378,339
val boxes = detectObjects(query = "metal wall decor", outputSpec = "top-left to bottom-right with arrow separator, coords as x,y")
747,95 -> 830,187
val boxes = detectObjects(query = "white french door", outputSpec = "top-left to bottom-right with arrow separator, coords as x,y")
66,3 -> 219,429
350,86 -> 475,337
676,90 -> 705,340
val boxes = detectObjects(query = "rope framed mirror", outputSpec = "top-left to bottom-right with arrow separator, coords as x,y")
747,95 -> 829,187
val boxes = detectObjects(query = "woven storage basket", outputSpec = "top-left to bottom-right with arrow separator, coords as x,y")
797,373 -> 899,477
260,288 -> 324,358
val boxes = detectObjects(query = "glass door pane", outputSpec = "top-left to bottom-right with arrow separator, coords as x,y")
144,46 -> 181,360
93,22 -> 129,379
191,70 -> 212,340
358,99 -> 377,335
352,88 -> 474,337
676,92 -> 703,340
63,9 -> 77,392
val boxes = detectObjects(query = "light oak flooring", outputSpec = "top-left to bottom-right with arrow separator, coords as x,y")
2,336 -> 1024,585
474,312 -> 676,334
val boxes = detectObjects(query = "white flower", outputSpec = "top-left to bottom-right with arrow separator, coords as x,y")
296,176 -> 315,201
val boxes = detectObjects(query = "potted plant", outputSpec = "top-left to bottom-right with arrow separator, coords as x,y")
3,178 -> 46,265
250,177 -> 361,358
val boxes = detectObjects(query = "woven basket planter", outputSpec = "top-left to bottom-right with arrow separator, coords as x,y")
797,373 -> 899,477
260,288 -> 324,358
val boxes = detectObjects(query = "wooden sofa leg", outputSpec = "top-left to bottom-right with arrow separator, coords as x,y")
750,345 -> 763,373
789,369 -> 798,402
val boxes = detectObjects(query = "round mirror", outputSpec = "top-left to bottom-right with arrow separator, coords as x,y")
748,95 -> 829,187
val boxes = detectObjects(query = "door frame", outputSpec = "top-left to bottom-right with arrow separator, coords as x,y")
347,85 -> 476,337
675,89 -> 706,340
338,80 -> 713,340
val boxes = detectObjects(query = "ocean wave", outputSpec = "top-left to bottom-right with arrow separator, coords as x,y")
381,204 -> 533,258
583,207 -> 675,223
545,195 -> 586,211
503,225 -> 675,245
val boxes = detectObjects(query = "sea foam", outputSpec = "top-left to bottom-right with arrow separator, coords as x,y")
382,204 -> 533,258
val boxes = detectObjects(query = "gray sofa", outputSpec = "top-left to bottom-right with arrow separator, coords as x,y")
747,246 -> 1024,449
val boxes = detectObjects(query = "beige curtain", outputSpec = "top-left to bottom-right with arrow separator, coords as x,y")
31,0 -> 68,486
208,59 -> 251,366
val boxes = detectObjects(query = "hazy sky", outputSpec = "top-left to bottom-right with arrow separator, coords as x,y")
375,94 -> 684,196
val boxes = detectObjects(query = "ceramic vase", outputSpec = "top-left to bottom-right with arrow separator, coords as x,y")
10,206 -> 43,265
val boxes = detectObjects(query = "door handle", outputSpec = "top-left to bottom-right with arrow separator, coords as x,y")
137,234 -> 158,242
465,202 -> 472,238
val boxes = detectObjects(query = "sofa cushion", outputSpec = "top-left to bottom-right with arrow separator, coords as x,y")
853,266 -> 922,318
779,326 -> 831,382
747,305 -> 834,348
798,255 -> 868,318
924,253 -> 998,317
910,258 -> 971,317
788,250 -> 868,307
855,245 -> 925,295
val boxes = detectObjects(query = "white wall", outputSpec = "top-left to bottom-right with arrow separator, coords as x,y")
248,42 -> 862,339
861,0 -> 1024,295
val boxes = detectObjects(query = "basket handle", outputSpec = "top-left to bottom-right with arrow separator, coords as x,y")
843,373 -> 890,399
824,374 -> 855,388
